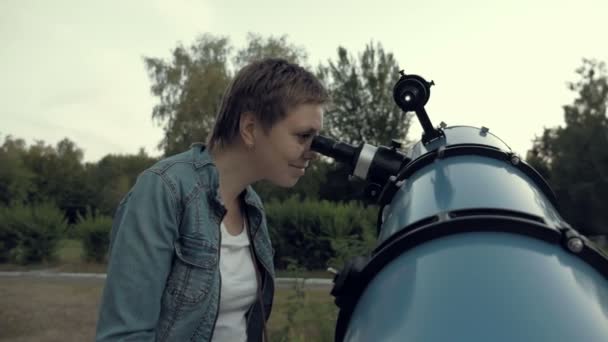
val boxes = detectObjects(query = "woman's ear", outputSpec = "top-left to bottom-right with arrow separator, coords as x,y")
239,112 -> 257,148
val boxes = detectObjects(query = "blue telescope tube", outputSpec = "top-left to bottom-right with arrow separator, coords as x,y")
315,126 -> 608,342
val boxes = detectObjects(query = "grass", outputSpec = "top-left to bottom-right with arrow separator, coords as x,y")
0,276 -> 337,342
0,277 -> 102,342
276,268 -> 334,279
0,239 -> 334,278
0,239 -> 339,341
268,282 -> 338,342
0,239 -> 108,273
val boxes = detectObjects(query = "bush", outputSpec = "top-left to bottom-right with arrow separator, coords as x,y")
75,211 -> 112,263
266,197 -> 377,270
0,206 -> 20,262
0,203 -> 67,264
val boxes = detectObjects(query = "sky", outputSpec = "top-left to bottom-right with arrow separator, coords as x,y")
1,0 -> 607,163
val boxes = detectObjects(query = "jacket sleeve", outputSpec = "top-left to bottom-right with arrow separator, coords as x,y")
95,170 -> 180,341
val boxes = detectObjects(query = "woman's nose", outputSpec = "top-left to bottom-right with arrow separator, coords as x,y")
303,149 -> 319,161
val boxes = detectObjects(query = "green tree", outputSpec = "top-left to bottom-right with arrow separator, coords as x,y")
18,138 -> 92,223
145,35 -> 411,203
53,138 -> 92,223
145,34 -> 232,156
145,33 -> 308,156
527,59 -> 608,235
86,149 -> 158,216
234,32 -> 308,69
0,135 -> 34,206
318,42 -> 412,147
315,43 -> 413,202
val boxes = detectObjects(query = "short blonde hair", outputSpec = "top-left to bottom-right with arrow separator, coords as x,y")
207,58 -> 328,150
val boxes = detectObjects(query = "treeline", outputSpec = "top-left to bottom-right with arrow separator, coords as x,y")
527,59 -> 608,237
1,33 -> 407,267
0,171 -> 377,269
0,134 -> 378,267
0,140 -> 157,264
1,33 -> 606,267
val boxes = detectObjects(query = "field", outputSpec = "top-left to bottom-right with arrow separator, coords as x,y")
0,276 -> 336,342
0,240 -> 338,341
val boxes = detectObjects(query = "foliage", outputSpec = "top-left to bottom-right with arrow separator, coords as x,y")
86,149 -> 158,216
20,138 -> 92,223
0,206 -> 20,262
527,59 -> 608,235
144,33 -> 308,156
3,31 -> 604,271
0,136 -> 34,206
266,197 -> 377,270
144,34 -> 232,156
75,210 -> 113,263
0,202 -> 67,264
144,34 -> 411,157
0,136 -> 155,224
144,34 -> 413,202
318,42 -> 413,147
234,32 -> 308,70
271,262 -> 337,342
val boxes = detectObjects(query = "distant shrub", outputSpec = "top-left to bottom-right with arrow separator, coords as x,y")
0,202 -> 67,264
266,197 -> 377,270
75,211 -> 112,263
0,206 -> 20,262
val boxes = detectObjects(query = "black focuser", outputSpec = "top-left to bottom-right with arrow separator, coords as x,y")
311,135 -> 411,200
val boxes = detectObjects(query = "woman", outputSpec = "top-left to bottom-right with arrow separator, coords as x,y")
95,58 -> 329,341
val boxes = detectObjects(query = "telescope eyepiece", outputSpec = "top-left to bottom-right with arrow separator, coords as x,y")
311,135 -> 358,165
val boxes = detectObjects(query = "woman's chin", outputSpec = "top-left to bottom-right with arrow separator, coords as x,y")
269,176 -> 300,188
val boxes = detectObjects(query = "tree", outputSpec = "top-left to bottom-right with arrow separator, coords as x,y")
234,33 -> 308,70
316,42 -> 413,202
145,33 -> 309,156
145,35 -> 412,203
0,135 -> 34,206
145,34 -> 232,156
86,149 -> 158,216
21,138 -> 92,223
318,42 -> 413,147
527,59 -> 608,235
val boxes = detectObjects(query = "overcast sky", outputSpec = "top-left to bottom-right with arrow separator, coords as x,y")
1,0 -> 607,162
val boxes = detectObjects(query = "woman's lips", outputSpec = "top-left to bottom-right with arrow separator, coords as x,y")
289,164 -> 306,175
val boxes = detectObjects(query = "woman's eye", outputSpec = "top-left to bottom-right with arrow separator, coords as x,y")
298,133 -> 312,140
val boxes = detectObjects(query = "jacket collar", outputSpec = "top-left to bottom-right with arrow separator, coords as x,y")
190,143 -> 265,213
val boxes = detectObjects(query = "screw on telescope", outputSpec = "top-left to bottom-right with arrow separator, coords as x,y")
567,238 -> 584,253
510,154 -> 521,165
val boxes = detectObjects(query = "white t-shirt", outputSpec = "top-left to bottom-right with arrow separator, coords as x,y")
211,221 -> 258,342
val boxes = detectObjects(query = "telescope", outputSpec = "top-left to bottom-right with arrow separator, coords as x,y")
311,71 -> 608,341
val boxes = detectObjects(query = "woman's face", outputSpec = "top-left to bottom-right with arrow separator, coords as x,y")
254,103 -> 323,187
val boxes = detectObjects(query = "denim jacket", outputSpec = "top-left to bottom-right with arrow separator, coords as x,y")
96,144 -> 275,342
